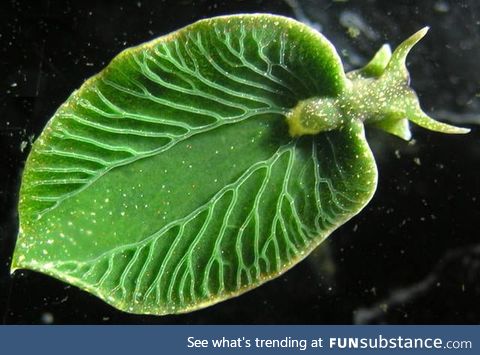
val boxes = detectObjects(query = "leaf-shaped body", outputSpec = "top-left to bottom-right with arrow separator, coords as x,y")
13,14 -> 378,314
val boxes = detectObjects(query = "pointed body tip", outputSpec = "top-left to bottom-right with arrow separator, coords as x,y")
382,27 -> 430,81
409,26 -> 429,44
409,112 -> 471,135
418,26 -> 430,36
450,127 -> 471,134
380,43 -> 392,54
401,26 -> 430,52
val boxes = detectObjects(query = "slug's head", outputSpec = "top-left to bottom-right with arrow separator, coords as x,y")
286,27 -> 470,140
286,97 -> 345,137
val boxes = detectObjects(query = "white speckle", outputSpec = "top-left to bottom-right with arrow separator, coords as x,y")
41,312 -> 54,324
433,1 -> 450,13
20,141 -> 28,152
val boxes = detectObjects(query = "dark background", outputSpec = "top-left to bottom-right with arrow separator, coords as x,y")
1,0 -> 479,324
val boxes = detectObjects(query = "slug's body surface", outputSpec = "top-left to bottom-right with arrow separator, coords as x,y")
12,14 -> 468,315
286,28 -> 468,139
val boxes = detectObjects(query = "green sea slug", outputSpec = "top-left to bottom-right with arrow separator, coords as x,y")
11,14 -> 469,315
